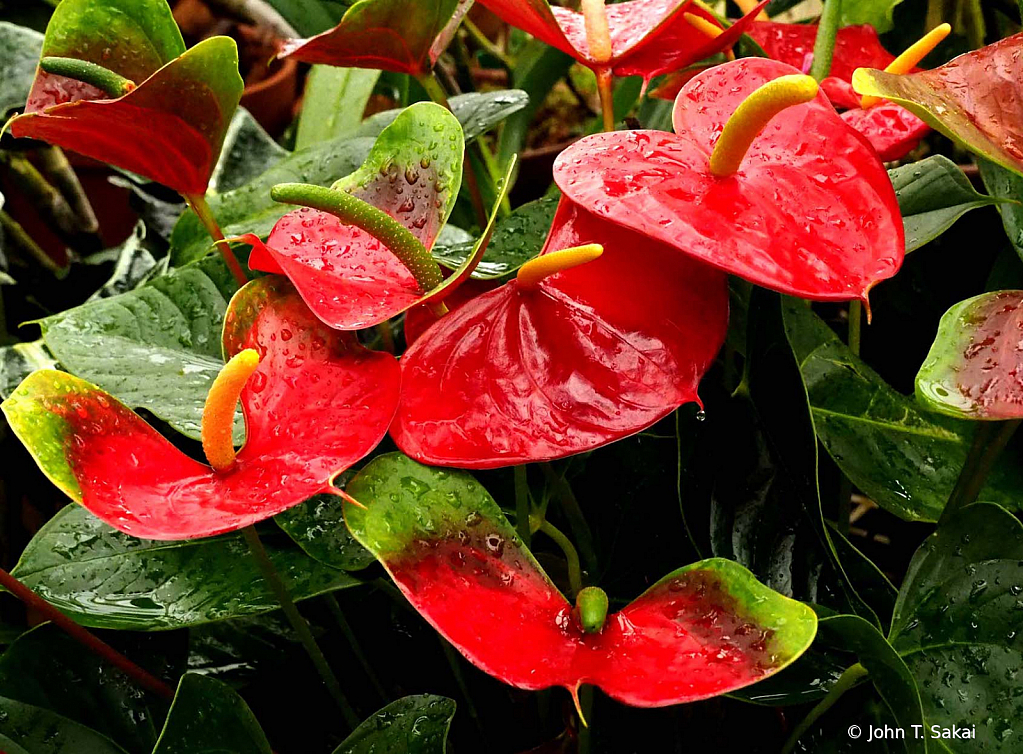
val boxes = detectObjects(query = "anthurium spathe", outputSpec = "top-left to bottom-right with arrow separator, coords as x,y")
554,58 -> 904,303
915,291 -> 1023,420
389,197 -> 728,469
854,32 -> 1023,177
6,0 -> 242,198
0,277 -> 399,540
241,102 -> 479,331
277,0 -> 469,77
343,453 -> 818,707
478,0 -> 767,128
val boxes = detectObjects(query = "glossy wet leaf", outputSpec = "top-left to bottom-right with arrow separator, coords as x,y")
11,36 -> 243,195
275,492 -> 375,571
24,0 -> 183,113
40,253 -> 243,442
853,33 -> 1023,178
893,507 -> 1023,751
4,276 -> 399,539
10,505 -> 359,631
82,222 -> 157,300
345,452 -> 817,705
153,674 -> 271,754
356,90 -> 530,143
278,0 -> 460,75
478,0 -> 767,81
332,695 -> 456,754
701,289 -> 881,624
784,299 -> 1023,521
555,59 -> 904,302
0,697 -> 129,753
892,156 -> 1015,253
812,615 -> 926,754
392,198 -> 728,468
979,159 -> 1023,265
432,195 -> 559,279
916,290 -> 1023,420
0,624 -> 166,752
210,108 -> 289,195
295,66 -> 380,150
0,22 -> 43,117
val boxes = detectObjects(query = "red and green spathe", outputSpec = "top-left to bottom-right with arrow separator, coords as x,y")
343,453 -> 818,708
1,278 -> 399,540
554,57 -> 905,304
7,0 -> 242,196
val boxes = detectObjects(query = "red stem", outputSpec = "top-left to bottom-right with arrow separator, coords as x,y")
0,566 -> 175,700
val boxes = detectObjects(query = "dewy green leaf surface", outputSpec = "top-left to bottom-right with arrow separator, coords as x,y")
916,290 -> 1023,420
0,624 -> 169,753
0,696 -> 129,754
979,159 -> 1023,265
356,90 -> 530,143
432,194 -> 558,279
784,299 -> 1023,520
275,492 -> 375,571
10,506 -> 359,631
40,252 -> 242,442
332,695 -> 456,754
0,22 -> 43,116
892,156 -> 1015,253
153,674 -> 271,754
0,340 -> 58,400
296,65 -> 380,149
209,108 -> 289,195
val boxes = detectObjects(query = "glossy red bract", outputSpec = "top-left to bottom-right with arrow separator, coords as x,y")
21,279 -> 399,540
390,199 -> 728,469
553,58 -> 905,302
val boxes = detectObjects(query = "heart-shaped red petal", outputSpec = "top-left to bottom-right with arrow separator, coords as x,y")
390,199 -> 727,469
404,278 -> 497,346
344,453 -> 818,706
840,101 -> 929,161
1,277 -> 399,539
554,58 -> 904,302
747,22 -> 898,83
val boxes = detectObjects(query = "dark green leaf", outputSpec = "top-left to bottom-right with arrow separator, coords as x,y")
210,108 -> 289,195
275,492 -> 375,571
783,299 -> 1023,521
979,159 -> 1023,263
0,625 -> 168,753
0,341 -> 57,400
839,0 -> 905,33
892,156 -> 1014,253
332,695 -> 456,754
0,696 -> 128,753
432,194 -> 558,278
356,90 -> 529,143
40,253 -> 242,442
153,674 -> 271,754
11,505 -> 360,631
82,222 -> 157,301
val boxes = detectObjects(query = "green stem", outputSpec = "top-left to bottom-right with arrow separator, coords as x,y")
595,68 -> 615,132
182,194 -> 248,287
241,526 -> 359,729
463,18 -> 514,69
514,465 -> 532,545
810,0 -> 843,81
417,73 -> 489,229
39,56 -> 135,98
0,566 -> 174,700
540,462 -> 598,576
270,183 -> 443,291
940,419 -> 1021,525
536,519 -> 583,596
322,594 -> 387,703
837,298 -> 862,535
781,663 -> 868,754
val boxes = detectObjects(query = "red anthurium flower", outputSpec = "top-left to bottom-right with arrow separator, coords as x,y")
0,277 -> 399,540
7,0 -> 242,197
653,23 -> 941,161
554,58 -> 904,304
916,291 -> 1023,420
404,278 -> 497,346
344,453 -> 818,708
277,0 -> 470,77
390,197 -> 728,469
239,102 -> 492,331
854,31 -> 1023,178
